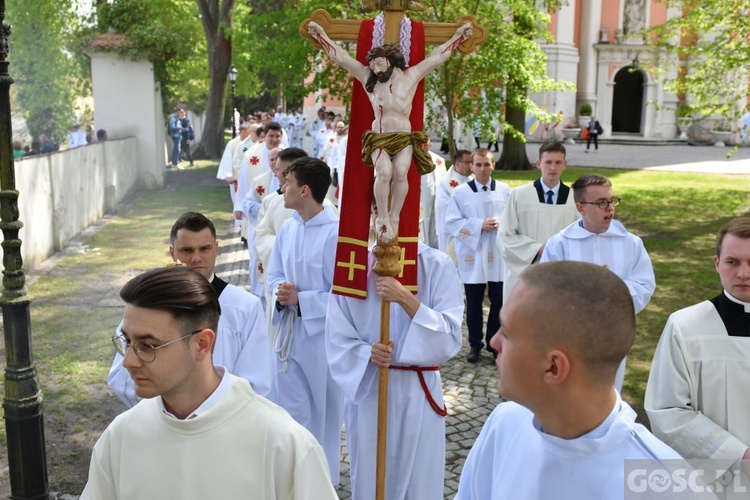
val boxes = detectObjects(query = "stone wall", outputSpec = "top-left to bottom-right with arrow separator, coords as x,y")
14,137 -> 140,269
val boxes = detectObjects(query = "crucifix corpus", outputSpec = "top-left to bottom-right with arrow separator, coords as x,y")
302,3 -> 485,499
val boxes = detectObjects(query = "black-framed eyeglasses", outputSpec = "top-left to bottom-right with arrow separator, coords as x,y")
579,197 -> 620,209
111,329 -> 203,363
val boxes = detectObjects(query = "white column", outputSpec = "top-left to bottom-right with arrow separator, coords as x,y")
576,0 -> 602,112
556,0 -> 576,44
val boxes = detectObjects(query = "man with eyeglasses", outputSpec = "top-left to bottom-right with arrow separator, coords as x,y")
107,212 -> 273,406
83,266 -> 337,499
435,149 -> 473,262
541,173 -> 655,390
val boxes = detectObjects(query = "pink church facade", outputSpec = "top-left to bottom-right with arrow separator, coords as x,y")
542,0 -> 681,139
302,1 -> 682,141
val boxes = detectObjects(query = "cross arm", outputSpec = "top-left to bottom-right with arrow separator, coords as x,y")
299,9 -> 486,54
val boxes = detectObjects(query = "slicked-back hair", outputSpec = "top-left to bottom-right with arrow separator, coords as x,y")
277,147 -> 308,164
170,212 -> 216,244
572,173 -> 612,203
120,266 -> 220,333
283,157 -> 331,204
538,141 -> 566,159
452,149 -> 471,163
716,217 -> 750,257
518,261 -> 635,386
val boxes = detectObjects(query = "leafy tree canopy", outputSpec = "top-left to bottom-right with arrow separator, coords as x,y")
7,0 -> 85,142
648,0 -> 750,121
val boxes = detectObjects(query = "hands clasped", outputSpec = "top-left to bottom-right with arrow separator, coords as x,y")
276,282 -> 299,306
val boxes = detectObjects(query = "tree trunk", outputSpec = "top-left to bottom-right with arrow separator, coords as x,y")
497,84 -> 532,171
193,0 -> 233,159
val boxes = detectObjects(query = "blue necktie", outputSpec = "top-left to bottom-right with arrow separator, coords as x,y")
546,190 -> 554,205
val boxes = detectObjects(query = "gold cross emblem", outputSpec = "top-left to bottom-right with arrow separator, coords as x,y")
459,228 -> 470,239
464,255 -> 475,267
488,252 -> 494,263
337,251 -> 366,281
398,247 -> 416,278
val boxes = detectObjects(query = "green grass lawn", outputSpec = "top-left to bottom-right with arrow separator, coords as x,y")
493,166 -> 750,405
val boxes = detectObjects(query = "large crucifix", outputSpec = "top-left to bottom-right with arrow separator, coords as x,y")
301,3 -> 484,499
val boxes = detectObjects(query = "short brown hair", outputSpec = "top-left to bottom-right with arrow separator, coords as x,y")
517,261 -> 635,385
716,217 -> 750,257
572,173 -> 612,203
471,148 -> 494,164
170,212 -> 216,243
538,141 -> 566,159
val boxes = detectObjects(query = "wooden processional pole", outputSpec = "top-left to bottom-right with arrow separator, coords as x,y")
300,3 -> 484,498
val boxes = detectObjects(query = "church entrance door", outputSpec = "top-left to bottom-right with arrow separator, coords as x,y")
611,66 -> 644,134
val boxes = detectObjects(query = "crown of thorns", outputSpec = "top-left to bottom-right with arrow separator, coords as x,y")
366,43 -> 404,63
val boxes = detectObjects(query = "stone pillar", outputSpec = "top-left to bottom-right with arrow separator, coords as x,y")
539,0 -> 579,127
88,33 -> 165,190
576,0 -> 603,112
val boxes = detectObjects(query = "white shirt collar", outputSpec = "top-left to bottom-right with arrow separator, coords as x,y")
723,290 -> 750,312
541,180 -> 561,197
159,366 -> 230,420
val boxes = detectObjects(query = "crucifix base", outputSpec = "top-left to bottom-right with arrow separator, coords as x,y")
372,240 -> 401,277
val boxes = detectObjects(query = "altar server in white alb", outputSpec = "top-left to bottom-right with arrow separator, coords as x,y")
216,123 -> 253,224
435,149 -> 473,261
107,213 -> 273,405
419,138 -> 447,248
500,141 -> 578,302
84,266 -> 337,500
234,121 -> 283,241
267,157 -> 344,484
541,173 -> 655,390
243,146 -> 282,305
445,148 -> 511,363
326,227 -> 464,500
256,149 -> 339,321
646,218 -> 750,483
455,262 -> 680,500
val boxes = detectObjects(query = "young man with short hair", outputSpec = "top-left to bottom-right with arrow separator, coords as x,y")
445,148 -> 511,363
234,121 -> 283,245
107,212 -> 273,404
541,173 -> 655,390
84,266 -> 337,499
267,157 -> 344,484
455,262 -> 680,499
500,141 -> 579,302
646,218 -> 750,485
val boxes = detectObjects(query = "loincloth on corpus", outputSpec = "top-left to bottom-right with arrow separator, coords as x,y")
361,131 -> 435,175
